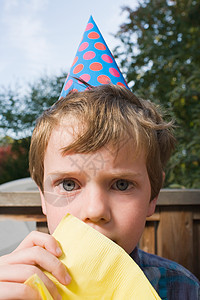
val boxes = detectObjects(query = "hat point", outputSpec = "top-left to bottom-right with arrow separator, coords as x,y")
59,16 -> 129,99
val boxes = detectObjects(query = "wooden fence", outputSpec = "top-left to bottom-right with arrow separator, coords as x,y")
0,189 -> 200,279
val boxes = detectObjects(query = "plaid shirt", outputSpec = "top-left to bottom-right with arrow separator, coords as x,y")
130,247 -> 200,300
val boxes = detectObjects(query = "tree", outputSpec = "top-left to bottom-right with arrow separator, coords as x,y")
114,0 -> 200,188
0,137 -> 30,184
0,72 -> 67,138
0,72 -> 67,183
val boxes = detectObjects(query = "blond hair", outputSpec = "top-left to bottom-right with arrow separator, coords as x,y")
29,84 -> 175,200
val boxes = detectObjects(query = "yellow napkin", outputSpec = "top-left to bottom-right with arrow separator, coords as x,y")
25,214 -> 160,299
25,273 -> 53,300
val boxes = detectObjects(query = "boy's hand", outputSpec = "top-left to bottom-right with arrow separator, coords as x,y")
0,231 -> 71,299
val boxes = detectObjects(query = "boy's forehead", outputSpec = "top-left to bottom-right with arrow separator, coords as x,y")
46,124 -> 146,168
50,119 -> 84,148
52,125 -> 75,146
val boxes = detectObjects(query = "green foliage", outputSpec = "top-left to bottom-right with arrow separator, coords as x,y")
0,137 -> 30,184
0,72 -> 67,183
0,73 -> 67,138
114,0 -> 200,188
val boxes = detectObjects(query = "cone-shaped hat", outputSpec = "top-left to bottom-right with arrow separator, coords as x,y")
59,16 -> 129,99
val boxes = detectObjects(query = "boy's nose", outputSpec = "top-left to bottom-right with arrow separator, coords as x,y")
80,186 -> 111,224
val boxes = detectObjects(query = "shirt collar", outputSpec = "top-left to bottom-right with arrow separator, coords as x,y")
129,246 -> 140,266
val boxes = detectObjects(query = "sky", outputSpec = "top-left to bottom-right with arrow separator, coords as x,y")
0,0 -> 138,90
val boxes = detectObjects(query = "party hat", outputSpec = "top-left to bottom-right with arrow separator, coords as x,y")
59,16 -> 129,99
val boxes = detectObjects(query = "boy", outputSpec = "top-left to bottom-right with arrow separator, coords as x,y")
0,84 -> 199,299
0,16 -> 199,299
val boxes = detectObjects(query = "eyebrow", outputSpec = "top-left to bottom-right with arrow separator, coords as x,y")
106,171 -> 143,179
47,170 -> 142,179
46,171 -> 85,178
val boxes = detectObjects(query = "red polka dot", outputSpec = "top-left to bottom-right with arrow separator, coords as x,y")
97,75 -> 111,84
79,42 -> 89,51
73,64 -> 84,74
89,62 -> 103,71
78,74 -> 91,83
88,31 -> 100,39
95,42 -> 106,50
117,82 -> 126,87
64,79 -> 73,91
85,23 -> 94,31
83,51 -> 96,60
72,56 -> 78,67
101,54 -> 113,63
109,68 -> 120,77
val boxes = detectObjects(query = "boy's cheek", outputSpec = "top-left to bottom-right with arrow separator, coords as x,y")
39,187 -> 75,233
45,207 -> 67,234
44,192 -> 77,208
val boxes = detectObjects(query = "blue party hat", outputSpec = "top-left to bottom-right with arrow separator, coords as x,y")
59,16 -> 129,99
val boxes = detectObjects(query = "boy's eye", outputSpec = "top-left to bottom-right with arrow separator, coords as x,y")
112,179 -> 132,191
62,179 -> 77,191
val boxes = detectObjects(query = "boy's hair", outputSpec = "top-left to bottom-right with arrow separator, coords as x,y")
29,84 -> 175,200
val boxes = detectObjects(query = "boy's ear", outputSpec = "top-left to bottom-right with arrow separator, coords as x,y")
147,172 -> 165,217
38,187 -> 47,216
146,195 -> 158,217
162,171 -> 166,185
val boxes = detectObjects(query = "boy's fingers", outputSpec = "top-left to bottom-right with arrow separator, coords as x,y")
0,246 -> 71,285
0,264 -> 61,300
0,231 -> 69,298
0,282 -> 41,300
14,231 -> 62,257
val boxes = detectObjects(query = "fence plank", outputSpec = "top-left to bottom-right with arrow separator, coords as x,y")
157,207 -> 194,273
36,221 -> 49,233
157,189 -> 200,205
0,191 -> 40,206
139,222 -> 156,254
193,220 -> 200,280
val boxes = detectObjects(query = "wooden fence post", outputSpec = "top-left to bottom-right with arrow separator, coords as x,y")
157,207 -> 194,272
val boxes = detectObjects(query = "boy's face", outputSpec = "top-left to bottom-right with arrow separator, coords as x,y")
40,122 -> 157,254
